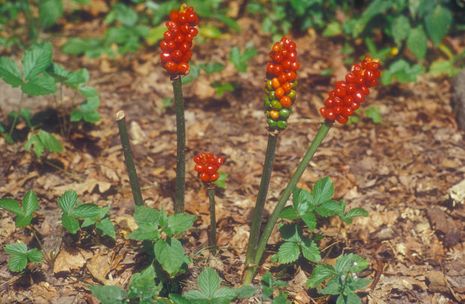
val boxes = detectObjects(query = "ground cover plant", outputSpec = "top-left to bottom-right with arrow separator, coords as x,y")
1,1 -> 465,304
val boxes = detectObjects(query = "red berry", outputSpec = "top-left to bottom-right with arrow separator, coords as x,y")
200,173 -> 210,182
336,115 -> 348,124
210,173 -> 219,182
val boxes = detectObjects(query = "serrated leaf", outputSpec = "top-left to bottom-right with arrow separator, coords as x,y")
279,206 -> 299,220
24,134 -> 45,157
49,63 -> 70,81
301,239 -> 321,262
183,290 -> 206,301
15,214 -> 33,228
342,208 -> 369,224
213,172 -> 228,189
62,213 -> 80,234
39,0 -> 63,28
133,206 -> 161,227
154,238 -> 190,276
128,265 -> 161,300
7,252 -> 28,272
96,218 -> 116,239
72,203 -> 101,218
0,198 -> 22,215
167,213 -> 196,235
323,21 -> 342,37
22,43 -> 53,80
22,191 -> 39,217
0,57 -> 23,87
407,26 -> 427,60
198,267 -> 221,297
26,248 -> 43,263
4,242 -> 28,255
58,190 -> 78,213
335,254 -> 369,274
319,277 -> 341,295
307,264 -> 336,288
348,277 -> 371,291
316,200 -> 344,217
364,107 -> 382,124
90,285 -> 127,304
312,177 -> 334,205
212,287 -> 237,301
301,212 -> 317,230
235,285 -> 256,298
128,225 -> 160,241
21,73 -> 57,96
391,15 -> 410,46
276,241 -> 300,264
65,69 -> 89,88
169,294 -> 191,304
424,5 -> 452,46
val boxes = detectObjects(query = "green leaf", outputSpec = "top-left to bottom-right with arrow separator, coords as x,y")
37,130 -> 63,153
65,69 -> 89,88
15,214 -> 33,228
316,200 -> 344,217
307,264 -> 336,288
22,43 -> 53,80
391,15 -> 410,46
320,277 -> 341,295
301,239 -> 321,262
146,24 -> 166,45
428,60 -> 460,77
348,277 -> 371,291
323,22 -> 342,37
200,24 -> 223,39
96,218 -> 116,239
198,267 -> 221,298
128,265 -> 161,300
48,63 -> 70,81
169,294 -> 191,304
7,252 -> 28,272
276,241 -> 300,264
58,191 -> 78,213
342,208 -> 369,224
62,213 -> 80,234
62,38 -> 101,56
167,213 -> 196,235
4,242 -> 28,255
26,248 -> 43,263
235,285 -> 256,298
0,57 -> 23,87
212,287 -> 237,301
133,206 -> 161,226
24,134 -> 44,157
335,254 -> 369,274
312,177 -> 334,205
154,238 -> 190,276
22,191 -> 39,217
424,5 -> 452,46
279,206 -> 299,220
213,82 -> 234,98
0,198 -> 22,215
407,26 -> 428,60
128,225 -> 160,241
39,0 -> 64,28
90,285 -> 127,304
364,106 -> 382,124
200,62 -> 225,75
213,172 -> 228,189
21,73 -> 57,96
301,213 -> 317,230
72,203 -> 101,218
230,46 -> 257,73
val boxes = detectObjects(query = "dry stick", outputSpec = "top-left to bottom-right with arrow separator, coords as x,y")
172,76 -> 186,213
116,111 -> 144,206
244,132 -> 278,269
207,187 -> 217,254
243,121 -> 332,284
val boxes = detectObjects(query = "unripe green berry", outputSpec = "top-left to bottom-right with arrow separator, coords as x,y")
277,120 -> 287,129
279,108 -> 290,119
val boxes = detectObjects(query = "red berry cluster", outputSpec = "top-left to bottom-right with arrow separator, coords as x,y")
320,56 -> 381,124
193,152 -> 225,183
264,37 -> 300,131
160,4 -> 199,76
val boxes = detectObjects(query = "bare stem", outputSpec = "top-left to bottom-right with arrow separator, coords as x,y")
244,133 -> 278,269
243,121 -> 332,284
207,187 -> 217,254
116,111 -> 144,206
172,76 -> 186,213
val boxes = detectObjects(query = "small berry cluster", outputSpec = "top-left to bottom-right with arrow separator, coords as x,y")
264,37 -> 300,131
320,56 -> 381,124
160,4 -> 199,76
193,152 -> 225,183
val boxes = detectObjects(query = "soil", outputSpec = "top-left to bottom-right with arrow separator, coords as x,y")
1,9 -> 465,304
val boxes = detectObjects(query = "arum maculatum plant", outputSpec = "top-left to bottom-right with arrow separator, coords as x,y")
243,56 -> 382,284
160,4 -> 199,213
194,152 -> 225,254
245,36 -> 300,274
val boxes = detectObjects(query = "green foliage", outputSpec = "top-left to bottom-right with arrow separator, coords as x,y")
261,272 -> 290,303
364,107 -> 382,124
91,265 -> 162,304
229,45 -> 257,73
24,130 -> 63,158
183,267 -> 255,303
0,191 -> 39,227
213,172 -> 228,189
4,242 -> 43,272
128,206 -> 196,277
307,254 -> 371,304
57,190 -> 115,238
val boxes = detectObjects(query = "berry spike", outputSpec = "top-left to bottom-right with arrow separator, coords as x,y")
264,36 -> 299,131
193,152 -> 225,184
320,56 -> 381,124
160,4 -> 199,76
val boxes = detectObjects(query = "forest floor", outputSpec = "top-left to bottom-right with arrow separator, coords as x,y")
1,13 -> 465,304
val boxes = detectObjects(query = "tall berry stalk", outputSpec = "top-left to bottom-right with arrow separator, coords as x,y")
194,152 -> 225,254
160,4 -> 199,213
245,37 -> 299,272
243,56 -> 382,284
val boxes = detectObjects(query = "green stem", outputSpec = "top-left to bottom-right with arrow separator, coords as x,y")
243,121 -> 332,284
207,187 -> 217,254
116,111 -> 144,206
172,76 -> 186,213
244,133 -> 278,268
